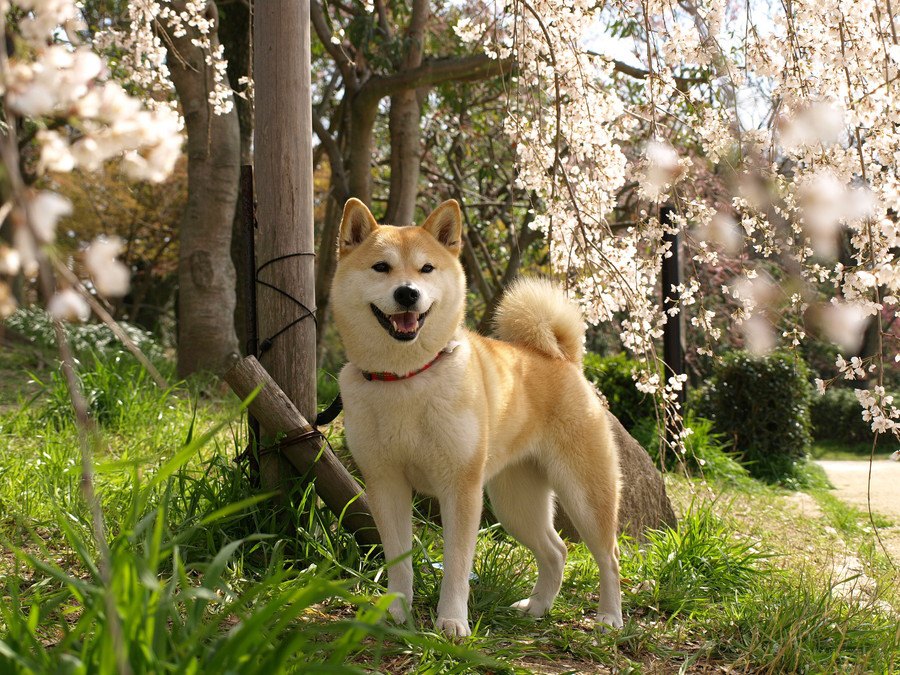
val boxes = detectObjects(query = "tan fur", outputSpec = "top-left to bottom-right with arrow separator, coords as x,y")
331,198 -> 622,637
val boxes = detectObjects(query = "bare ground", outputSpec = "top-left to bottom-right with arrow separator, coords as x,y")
817,459 -> 900,560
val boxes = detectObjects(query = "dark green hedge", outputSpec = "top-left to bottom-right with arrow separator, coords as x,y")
693,351 -> 812,480
809,386 -> 873,445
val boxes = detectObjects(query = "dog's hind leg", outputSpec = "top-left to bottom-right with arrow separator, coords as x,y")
547,443 -> 623,629
487,460 -> 567,617
365,472 -> 414,623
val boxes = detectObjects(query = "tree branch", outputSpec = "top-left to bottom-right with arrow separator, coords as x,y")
360,54 -> 513,102
312,112 -> 348,203
373,0 -> 393,39
587,51 -> 706,89
403,0 -> 429,70
310,0 -> 357,89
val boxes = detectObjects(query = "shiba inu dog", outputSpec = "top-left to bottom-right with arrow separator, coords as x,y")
331,198 -> 622,637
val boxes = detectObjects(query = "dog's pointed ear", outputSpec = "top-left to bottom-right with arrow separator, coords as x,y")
339,198 -> 378,256
421,200 -> 462,256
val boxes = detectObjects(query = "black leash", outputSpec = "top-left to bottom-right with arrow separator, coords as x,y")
255,251 -> 318,355
315,393 -> 343,427
235,393 -> 343,473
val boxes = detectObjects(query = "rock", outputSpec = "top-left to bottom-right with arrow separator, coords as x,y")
555,410 -> 678,541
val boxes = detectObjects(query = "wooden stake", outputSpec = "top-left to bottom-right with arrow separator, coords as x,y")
225,356 -> 379,547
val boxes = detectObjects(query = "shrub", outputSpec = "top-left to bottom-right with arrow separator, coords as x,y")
681,416 -> 750,483
693,351 -> 812,481
635,415 -> 750,484
5,306 -> 165,362
583,352 -> 656,430
809,386 -> 874,445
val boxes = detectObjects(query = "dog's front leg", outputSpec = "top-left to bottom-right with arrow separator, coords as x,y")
366,472 -> 414,623
435,482 -> 482,637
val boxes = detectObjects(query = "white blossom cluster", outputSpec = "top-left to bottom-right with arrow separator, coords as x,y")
0,0 -> 183,321
94,0 -> 235,115
739,0 -> 900,440
6,42 -> 181,182
462,0 -> 900,446
856,387 -> 900,435
458,0 -> 696,449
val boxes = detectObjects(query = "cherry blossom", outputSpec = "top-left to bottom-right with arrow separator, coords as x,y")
461,0 -> 900,449
0,0 -> 186,325
47,288 -> 90,323
84,237 -> 130,298
94,0 -> 235,115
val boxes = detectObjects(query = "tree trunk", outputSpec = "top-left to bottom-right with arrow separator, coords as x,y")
347,95 -> 379,205
315,194 -> 340,354
383,89 -> 423,225
164,1 -> 241,377
383,0 -> 429,225
217,0 -> 254,355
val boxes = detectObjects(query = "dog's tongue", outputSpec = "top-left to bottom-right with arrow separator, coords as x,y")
390,311 -> 419,333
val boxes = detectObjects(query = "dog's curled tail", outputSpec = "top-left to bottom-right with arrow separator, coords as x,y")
493,278 -> 585,364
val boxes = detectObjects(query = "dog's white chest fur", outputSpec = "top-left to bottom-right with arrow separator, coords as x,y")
338,340 -> 480,496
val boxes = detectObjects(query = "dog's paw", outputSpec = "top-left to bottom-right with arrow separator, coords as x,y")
435,616 -> 471,638
596,611 -> 624,630
511,597 -> 550,617
387,600 -> 408,624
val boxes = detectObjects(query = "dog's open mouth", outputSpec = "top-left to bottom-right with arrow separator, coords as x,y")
371,304 -> 429,341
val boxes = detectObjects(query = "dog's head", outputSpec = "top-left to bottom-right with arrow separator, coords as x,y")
330,198 -> 466,374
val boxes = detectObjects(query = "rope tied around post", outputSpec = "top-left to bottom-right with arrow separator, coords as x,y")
255,247 -> 343,426
235,395 -> 343,466
241,425 -> 323,460
224,355 -> 380,547
256,251 -> 318,354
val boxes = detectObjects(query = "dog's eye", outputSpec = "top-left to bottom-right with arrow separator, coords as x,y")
371,262 -> 391,273
420,263 -> 434,274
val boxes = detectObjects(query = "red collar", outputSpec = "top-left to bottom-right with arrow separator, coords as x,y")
361,349 -> 448,382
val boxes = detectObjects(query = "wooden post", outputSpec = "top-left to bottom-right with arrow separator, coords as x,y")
254,1 -> 316,492
225,356 -> 380,546
240,165 -> 260,475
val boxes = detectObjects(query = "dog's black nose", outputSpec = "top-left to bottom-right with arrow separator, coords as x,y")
394,285 -> 420,308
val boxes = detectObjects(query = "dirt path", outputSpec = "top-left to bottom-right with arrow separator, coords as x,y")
816,460 -> 900,521
816,459 -> 900,561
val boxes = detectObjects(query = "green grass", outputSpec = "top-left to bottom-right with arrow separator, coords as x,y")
816,488 -> 893,532
0,343 -> 898,672
0,345 -> 484,672
809,439 -> 897,461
